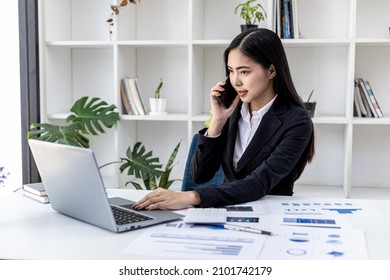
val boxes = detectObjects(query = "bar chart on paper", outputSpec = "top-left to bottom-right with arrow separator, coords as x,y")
266,198 -> 381,217
121,228 -> 267,259
283,218 -> 340,229
151,232 -> 250,256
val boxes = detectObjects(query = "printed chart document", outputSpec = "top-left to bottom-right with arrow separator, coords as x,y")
120,198 -> 369,259
266,197 -> 382,217
259,225 -> 367,260
121,202 -> 268,259
121,223 -> 268,259
259,198 -> 372,259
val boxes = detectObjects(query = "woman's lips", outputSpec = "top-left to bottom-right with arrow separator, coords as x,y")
237,90 -> 247,97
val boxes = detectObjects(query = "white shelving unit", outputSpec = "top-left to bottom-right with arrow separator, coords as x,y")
38,0 -> 390,196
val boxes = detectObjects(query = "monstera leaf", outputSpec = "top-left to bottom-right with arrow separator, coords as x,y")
157,141 -> 181,189
119,142 -> 163,180
120,141 -> 181,190
67,96 -> 120,135
28,96 -> 120,148
28,123 -> 90,147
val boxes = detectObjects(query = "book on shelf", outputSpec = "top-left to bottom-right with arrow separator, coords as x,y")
23,190 -> 50,204
360,86 -> 373,117
364,80 -> 383,118
283,0 -> 291,39
120,79 -> 135,115
291,0 -> 299,39
23,182 -> 47,196
273,0 -> 281,37
357,78 -> 377,118
274,0 -> 299,39
354,80 -> 370,117
125,77 -> 146,115
356,78 -> 383,118
355,79 -> 369,117
353,82 -> 362,117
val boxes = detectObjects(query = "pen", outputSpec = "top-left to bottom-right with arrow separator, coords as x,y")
224,224 -> 277,236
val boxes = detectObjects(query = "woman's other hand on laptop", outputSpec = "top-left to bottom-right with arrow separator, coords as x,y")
133,188 -> 201,210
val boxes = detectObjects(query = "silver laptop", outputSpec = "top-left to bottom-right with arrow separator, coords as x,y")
28,139 -> 183,233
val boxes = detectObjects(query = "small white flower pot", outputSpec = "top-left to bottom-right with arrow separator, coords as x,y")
149,98 -> 167,115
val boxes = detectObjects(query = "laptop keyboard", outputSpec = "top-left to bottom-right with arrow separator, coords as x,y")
111,206 -> 153,225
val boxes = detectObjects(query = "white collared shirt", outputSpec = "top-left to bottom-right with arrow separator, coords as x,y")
233,96 -> 277,169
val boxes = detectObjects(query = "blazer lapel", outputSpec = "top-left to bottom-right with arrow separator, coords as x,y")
226,103 -> 242,168
235,96 -> 288,172
236,112 -> 281,171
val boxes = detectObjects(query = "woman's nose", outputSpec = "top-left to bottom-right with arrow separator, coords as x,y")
231,75 -> 242,86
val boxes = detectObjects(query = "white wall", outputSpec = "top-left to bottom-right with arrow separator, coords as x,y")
0,2 -> 22,189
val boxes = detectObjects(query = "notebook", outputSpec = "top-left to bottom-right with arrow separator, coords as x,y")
28,139 -> 183,233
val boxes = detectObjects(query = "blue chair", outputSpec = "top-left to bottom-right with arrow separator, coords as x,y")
181,134 -> 224,191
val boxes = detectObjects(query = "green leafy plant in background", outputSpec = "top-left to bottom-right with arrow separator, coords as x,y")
106,0 -> 141,37
234,0 -> 267,25
154,78 -> 164,99
303,89 -> 317,118
28,96 -> 120,148
101,141 -> 181,190
306,89 -> 315,103
121,141 -> 181,190
204,110 -> 212,127
0,166 -> 10,187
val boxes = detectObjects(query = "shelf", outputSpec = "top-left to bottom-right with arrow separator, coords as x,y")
355,38 -> 390,46
45,41 -> 113,48
117,40 -> 189,47
39,0 -> 390,194
46,40 -> 193,48
352,117 -> 390,125
46,112 -> 70,120
311,116 -> 349,124
192,39 -> 354,48
191,113 -> 212,122
121,113 -> 189,122
191,40 -> 232,47
48,112 -> 199,123
282,38 -> 352,47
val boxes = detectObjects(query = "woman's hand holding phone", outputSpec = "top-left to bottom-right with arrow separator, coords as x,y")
216,77 -> 238,108
208,78 -> 240,136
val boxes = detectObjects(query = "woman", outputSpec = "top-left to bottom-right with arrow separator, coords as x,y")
134,28 -> 315,210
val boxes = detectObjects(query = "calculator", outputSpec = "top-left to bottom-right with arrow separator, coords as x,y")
183,208 -> 227,224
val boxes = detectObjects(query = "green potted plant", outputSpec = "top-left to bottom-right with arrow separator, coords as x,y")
234,0 -> 267,32
149,78 -> 167,115
304,89 -> 316,117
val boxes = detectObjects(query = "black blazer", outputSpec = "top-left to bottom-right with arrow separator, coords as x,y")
191,95 -> 313,207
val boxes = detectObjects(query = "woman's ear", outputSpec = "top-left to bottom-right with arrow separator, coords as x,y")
269,64 -> 276,79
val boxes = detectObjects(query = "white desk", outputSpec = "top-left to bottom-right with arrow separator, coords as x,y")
1,188 -> 389,260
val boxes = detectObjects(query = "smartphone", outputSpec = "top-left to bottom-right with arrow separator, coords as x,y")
216,77 -> 238,108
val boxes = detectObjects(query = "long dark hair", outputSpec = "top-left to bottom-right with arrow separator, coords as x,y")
223,28 -> 315,177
